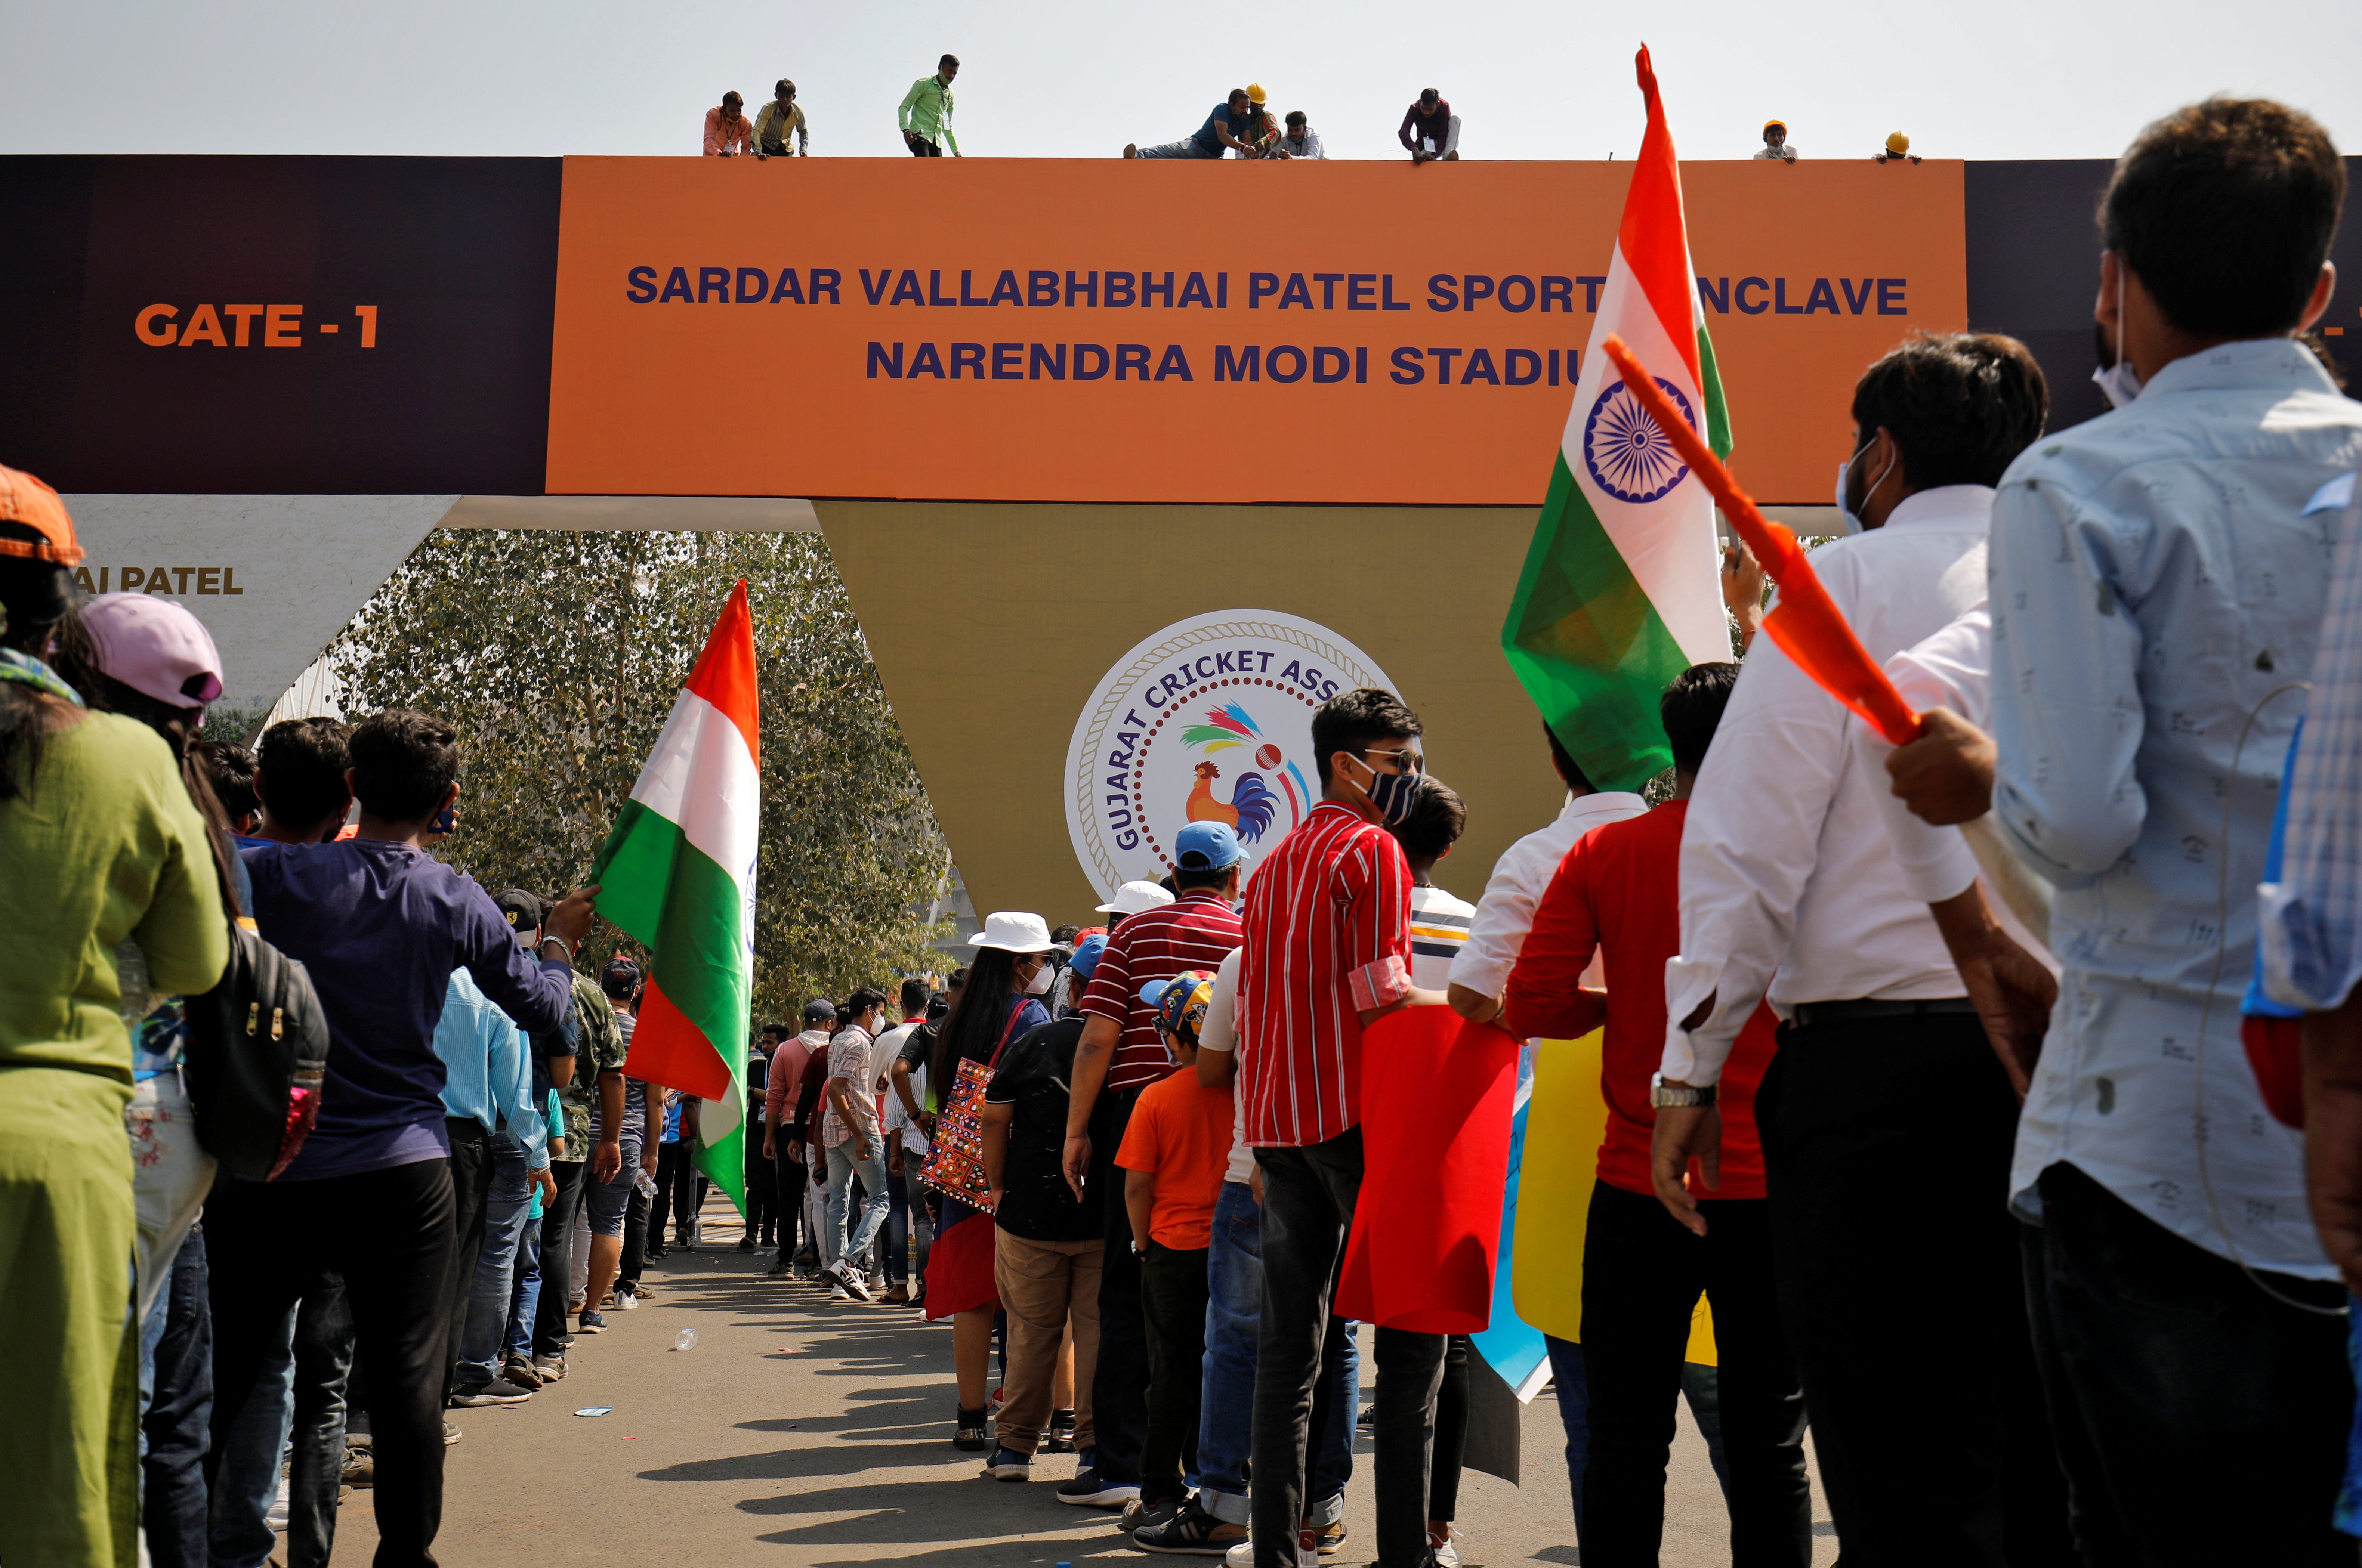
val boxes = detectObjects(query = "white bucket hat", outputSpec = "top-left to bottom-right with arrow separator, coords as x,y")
969,910 -> 1054,953
1095,880 -> 1176,917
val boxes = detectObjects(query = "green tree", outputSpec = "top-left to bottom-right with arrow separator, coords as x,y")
331,528 -> 950,1026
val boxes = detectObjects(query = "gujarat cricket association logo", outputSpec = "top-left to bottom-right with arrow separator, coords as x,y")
1065,612 -> 1396,898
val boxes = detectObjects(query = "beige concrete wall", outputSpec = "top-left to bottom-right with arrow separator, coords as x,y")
819,500 -> 1575,924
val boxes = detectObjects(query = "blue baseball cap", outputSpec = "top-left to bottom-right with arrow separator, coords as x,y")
1173,820 -> 1245,872
1138,970 -> 1214,1043
1068,933 -> 1109,980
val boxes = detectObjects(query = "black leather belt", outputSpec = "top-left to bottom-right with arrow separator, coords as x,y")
1787,997 -> 1977,1029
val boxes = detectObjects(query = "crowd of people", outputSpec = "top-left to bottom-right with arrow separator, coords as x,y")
5,86 -> 2362,1568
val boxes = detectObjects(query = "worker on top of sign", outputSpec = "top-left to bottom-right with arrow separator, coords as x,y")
899,55 -> 961,157
1401,89 -> 1460,163
1272,111 -> 1325,161
1124,89 -> 1259,160
703,92 -> 754,157
1754,119 -> 1797,162
756,80 -> 809,159
1875,131 -> 1922,165
1235,83 -> 1281,158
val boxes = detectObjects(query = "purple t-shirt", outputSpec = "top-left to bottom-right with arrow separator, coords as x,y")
243,838 -> 575,1180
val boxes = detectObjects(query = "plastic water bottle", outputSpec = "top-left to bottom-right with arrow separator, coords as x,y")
672,1328 -> 697,1352
635,1167 -> 658,1199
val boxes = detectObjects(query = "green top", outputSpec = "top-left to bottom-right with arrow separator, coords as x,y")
897,74 -> 958,153
555,971 -> 627,1156
1,709 -> 227,1080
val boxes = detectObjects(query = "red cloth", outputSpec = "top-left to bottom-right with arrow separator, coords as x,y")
1114,1069 -> 1234,1250
1078,891 -> 1244,1092
1238,803 -> 1414,1147
1335,1008 -> 1518,1334
2244,1014 -> 2306,1129
1501,800 -> 1776,1200
921,1198 -> 1000,1319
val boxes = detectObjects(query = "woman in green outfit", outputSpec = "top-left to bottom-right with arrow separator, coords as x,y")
0,469 -> 228,1568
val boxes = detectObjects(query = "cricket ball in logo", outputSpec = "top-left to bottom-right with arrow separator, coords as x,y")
1581,376 -> 1698,504
1064,612 -> 1396,899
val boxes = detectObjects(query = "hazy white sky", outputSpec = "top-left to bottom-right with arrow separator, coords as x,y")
6,0 -> 2359,164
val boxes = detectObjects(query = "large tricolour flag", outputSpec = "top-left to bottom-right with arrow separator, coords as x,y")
590,580 -> 759,1212
1502,45 -> 1732,793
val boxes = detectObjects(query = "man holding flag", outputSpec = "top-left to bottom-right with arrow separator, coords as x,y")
1651,335 -> 2069,1562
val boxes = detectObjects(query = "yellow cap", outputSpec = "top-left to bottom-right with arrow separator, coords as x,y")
1886,131 -> 1911,154
1763,118 -> 1785,133
1247,82 -> 1268,105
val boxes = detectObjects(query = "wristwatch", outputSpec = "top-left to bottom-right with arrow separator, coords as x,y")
1649,1073 -> 1716,1109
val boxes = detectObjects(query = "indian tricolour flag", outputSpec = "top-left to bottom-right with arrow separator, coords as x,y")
1502,45 -> 1732,793
590,580 -> 760,1212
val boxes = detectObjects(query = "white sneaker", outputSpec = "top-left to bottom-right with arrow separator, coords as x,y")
835,1262 -> 875,1302
829,1281 -> 850,1301
1433,1531 -> 1461,1567
265,1476 -> 290,1531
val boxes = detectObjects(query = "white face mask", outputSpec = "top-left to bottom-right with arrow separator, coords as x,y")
1833,439 -> 1892,535
2092,259 -> 2143,411
1022,961 -> 1054,997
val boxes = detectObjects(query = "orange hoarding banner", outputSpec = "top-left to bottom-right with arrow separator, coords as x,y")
547,157 -> 1964,506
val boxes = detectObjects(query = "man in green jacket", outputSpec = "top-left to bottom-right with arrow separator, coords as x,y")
899,55 -> 960,157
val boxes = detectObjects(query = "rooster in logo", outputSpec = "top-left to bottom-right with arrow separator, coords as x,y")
1187,761 -> 1279,843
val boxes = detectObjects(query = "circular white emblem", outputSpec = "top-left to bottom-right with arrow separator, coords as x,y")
1065,611 -> 1396,900
1581,377 -> 1697,504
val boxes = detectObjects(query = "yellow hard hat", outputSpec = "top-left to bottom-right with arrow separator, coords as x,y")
1886,130 -> 1911,154
1763,118 -> 1785,134
1247,83 -> 1268,105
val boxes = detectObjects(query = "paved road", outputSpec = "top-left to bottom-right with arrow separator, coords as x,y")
332,1193 -> 1838,1565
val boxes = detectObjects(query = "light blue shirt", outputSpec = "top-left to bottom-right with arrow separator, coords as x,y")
433,968 -> 550,1170
1989,337 -> 2362,1277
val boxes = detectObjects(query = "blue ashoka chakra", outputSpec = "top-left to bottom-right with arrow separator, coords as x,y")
1580,377 -> 1698,504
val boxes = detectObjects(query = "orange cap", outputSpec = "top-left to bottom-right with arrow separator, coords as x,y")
0,466 -> 82,567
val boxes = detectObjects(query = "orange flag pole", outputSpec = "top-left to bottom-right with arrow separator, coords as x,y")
1599,334 -> 1924,747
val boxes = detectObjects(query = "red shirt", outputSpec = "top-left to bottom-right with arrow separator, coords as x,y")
1080,890 -> 1245,1093
1501,800 -> 1775,1200
1238,802 -> 1414,1148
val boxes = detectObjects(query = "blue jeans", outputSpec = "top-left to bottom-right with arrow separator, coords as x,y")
1195,1181 -> 1354,1528
505,1199 -> 543,1363
458,1135 -> 533,1385
1137,137 -> 1220,159
139,1228 -> 212,1568
208,1303 -> 296,1568
825,1140 -> 889,1270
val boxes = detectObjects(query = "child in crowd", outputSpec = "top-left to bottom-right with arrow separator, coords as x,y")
1115,971 -> 1236,1527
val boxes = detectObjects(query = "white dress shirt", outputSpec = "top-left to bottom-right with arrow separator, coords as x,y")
1990,339 -> 2362,1277
1664,485 -> 1994,1083
1448,790 -> 1649,1001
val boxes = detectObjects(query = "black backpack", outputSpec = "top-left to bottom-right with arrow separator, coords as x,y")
182,924 -> 333,1181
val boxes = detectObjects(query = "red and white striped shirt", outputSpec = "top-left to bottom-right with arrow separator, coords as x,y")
1238,802 -> 1414,1147
1079,890 -> 1245,1092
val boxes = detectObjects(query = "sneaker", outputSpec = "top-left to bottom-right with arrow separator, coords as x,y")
645,1244 -> 667,1260
1122,1495 -> 1185,1533
442,1420 -> 463,1446
1302,1519 -> 1347,1556
1057,1468 -> 1140,1508
1135,1497 -> 1248,1555
448,1376 -> 535,1407
617,1288 -> 642,1309
735,1236 -> 757,1252
501,1354 -> 542,1389
265,1476 -> 290,1531
340,1447 -> 374,1488
1431,1531 -> 1461,1567
984,1444 -> 1032,1482
952,1404 -> 990,1453
531,1354 -> 567,1382
578,1309 -> 608,1334
1356,1404 -> 1375,1430
762,1262 -> 793,1278
1044,1408 -> 1077,1453
1223,1542 -> 1253,1568
828,1282 -> 849,1301
834,1262 -> 875,1302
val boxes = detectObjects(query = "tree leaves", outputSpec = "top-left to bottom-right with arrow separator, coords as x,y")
332,528 -> 951,1028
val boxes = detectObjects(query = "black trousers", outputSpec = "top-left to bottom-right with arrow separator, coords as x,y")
204,1158 -> 457,1568
1139,1240 -> 1210,1502
1090,1088 -> 1150,1484
2023,1161 -> 2352,1566
1253,1126 -> 1447,1568
774,1149 -> 810,1265
619,1177 -> 652,1288
531,1159 -> 588,1359
1429,1334 -> 1468,1523
653,1140 -> 698,1244
143,1228 -> 213,1568
743,1123 -> 775,1243
287,1279 -> 355,1568
1757,1013 -> 2071,1568
908,136 -> 943,156
1578,1180 -> 1809,1567
438,1119 -> 493,1398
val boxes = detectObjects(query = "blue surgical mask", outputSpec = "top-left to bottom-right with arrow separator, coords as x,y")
1833,440 -> 1892,536
2092,260 -> 2142,411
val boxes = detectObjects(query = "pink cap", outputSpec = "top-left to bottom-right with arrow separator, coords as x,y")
80,593 -> 225,708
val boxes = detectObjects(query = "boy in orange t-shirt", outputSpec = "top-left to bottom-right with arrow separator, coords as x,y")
1115,971 -> 1234,1514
